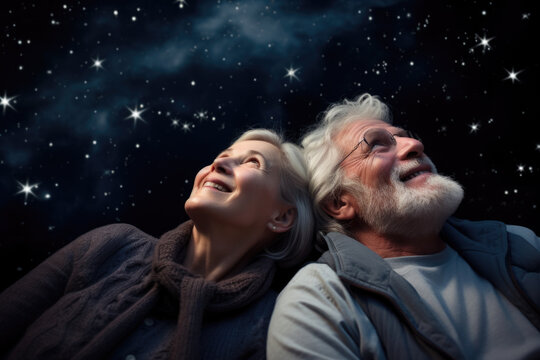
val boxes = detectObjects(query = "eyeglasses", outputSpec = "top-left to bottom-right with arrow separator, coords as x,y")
336,128 -> 422,167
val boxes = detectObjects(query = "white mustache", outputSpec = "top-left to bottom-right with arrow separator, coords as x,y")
391,157 -> 437,181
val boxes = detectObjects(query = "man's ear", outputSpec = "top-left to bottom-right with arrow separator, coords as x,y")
322,193 -> 357,220
268,206 -> 297,233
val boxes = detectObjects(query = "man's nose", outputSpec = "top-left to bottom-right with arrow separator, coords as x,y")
396,136 -> 424,160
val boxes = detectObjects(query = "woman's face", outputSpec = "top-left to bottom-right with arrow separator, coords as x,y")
185,140 -> 288,231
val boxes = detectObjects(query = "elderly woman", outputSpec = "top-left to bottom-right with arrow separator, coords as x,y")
0,129 -> 314,359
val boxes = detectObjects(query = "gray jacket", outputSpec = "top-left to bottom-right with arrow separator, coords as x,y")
318,217 -> 540,359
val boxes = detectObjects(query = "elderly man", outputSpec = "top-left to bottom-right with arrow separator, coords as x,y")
267,94 -> 540,359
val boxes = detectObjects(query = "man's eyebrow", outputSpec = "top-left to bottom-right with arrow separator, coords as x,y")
392,127 -> 408,135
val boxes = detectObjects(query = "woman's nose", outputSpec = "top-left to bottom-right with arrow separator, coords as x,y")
211,157 -> 233,174
396,136 -> 424,160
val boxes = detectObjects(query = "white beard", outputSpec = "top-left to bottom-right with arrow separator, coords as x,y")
352,158 -> 464,237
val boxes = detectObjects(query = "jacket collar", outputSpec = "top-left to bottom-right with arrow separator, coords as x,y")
442,217 -> 507,255
320,217 -> 509,288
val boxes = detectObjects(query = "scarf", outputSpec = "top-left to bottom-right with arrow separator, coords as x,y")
152,221 -> 276,359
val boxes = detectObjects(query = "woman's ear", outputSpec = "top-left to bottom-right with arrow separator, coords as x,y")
322,193 -> 357,220
268,206 -> 296,233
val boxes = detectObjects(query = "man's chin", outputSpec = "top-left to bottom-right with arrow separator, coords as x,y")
396,175 -> 464,231
365,174 -> 464,237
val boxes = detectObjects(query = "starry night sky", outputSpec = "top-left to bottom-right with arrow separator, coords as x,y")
1,0 -> 538,290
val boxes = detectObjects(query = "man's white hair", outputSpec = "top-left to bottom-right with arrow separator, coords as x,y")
301,93 -> 391,235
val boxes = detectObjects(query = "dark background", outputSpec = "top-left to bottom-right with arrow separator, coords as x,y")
1,0 -> 538,290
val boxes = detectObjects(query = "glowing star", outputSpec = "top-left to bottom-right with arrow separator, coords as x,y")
171,118 -> 180,128
284,66 -> 300,81
1,92 -> 16,114
469,123 -> 480,133
194,110 -> 208,121
517,164 -> 525,172
175,0 -> 188,8
504,68 -> 523,83
16,180 -> 38,200
475,35 -> 494,52
91,57 -> 105,70
126,105 -> 147,126
181,122 -> 192,132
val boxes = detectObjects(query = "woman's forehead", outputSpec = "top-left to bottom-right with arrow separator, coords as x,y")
227,139 -> 281,162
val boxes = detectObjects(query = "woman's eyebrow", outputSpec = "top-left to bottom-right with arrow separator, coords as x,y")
245,149 -> 266,159
217,148 -> 233,157
216,149 -> 267,162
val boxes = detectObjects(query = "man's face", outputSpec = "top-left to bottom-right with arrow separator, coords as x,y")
336,119 -> 463,235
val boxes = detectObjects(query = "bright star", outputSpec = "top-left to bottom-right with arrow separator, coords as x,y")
193,110 -> 208,121
517,164 -> 525,172
181,122 -> 192,132
504,68 -> 523,83
284,66 -> 300,81
16,180 -> 38,200
126,105 -> 147,126
476,35 -> 494,51
91,57 -> 105,70
175,0 -> 188,8
171,118 -> 180,128
469,123 -> 480,133
1,92 -> 17,114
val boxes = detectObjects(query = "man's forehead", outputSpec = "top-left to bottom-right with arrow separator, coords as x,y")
337,119 -> 399,143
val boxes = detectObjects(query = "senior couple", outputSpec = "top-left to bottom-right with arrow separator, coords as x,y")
1,94 -> 539,359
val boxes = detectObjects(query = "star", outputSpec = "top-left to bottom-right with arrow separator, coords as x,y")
193,110 -> 208,121
91,57 -> 105,70
16,180 -> 38,201
181,122 -> 192,132
517,164 -> 525,172
476,35 -> 494,51
504,68 -> 523,83
175,0 -> 188,8
171,118 -> 180,128
284,66 -> 300,81
1,92 -> 16,114
126,105 -> 147,126
469,123 -> 480,133
522,13 -> 530,20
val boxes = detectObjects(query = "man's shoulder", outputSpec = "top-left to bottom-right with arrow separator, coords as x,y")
292,262 -> 339,281
279,262 -> 347,300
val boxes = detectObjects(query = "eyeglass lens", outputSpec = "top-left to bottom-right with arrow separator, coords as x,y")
362,128 -> 397,153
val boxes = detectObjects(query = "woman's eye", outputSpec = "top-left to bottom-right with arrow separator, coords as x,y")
245,158 -> 260,166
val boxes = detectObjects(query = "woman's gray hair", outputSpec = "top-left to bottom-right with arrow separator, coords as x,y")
234,129 -> 315,268
301,93 -> 392,235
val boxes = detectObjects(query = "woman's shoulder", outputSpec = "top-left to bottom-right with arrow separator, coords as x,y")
76,223 -> 157,248
67,223 -> 159,267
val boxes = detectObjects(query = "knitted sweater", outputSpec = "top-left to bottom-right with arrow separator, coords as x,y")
0,221 -> 277,359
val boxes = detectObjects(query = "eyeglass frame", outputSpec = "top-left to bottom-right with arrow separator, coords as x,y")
335,127 -> 421,168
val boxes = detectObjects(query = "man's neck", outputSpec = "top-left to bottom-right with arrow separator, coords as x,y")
349,227 -> 446,258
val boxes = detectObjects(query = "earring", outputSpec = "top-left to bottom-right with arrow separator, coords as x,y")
272,225 -> 277,231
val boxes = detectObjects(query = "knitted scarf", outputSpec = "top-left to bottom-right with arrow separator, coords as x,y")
151,221 -> 276,359
73,221 -> 276,360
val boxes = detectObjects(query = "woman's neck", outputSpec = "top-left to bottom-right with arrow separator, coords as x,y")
183,224 -> 267,282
